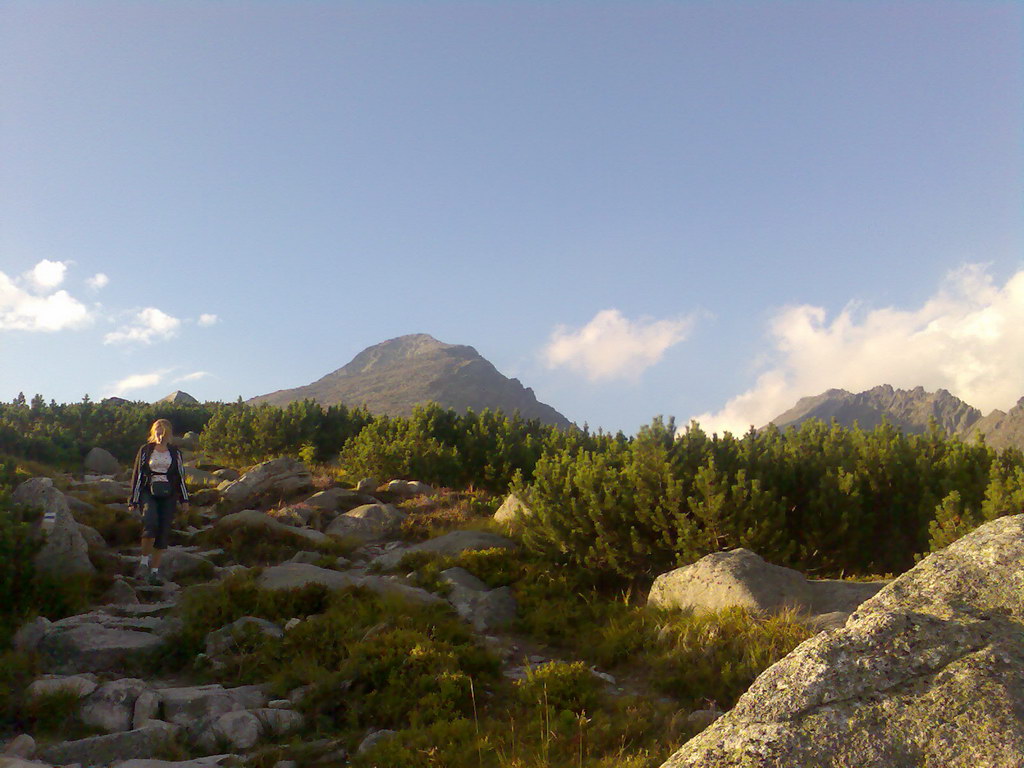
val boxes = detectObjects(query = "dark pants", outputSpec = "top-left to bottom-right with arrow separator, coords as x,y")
142,491 -> 176,550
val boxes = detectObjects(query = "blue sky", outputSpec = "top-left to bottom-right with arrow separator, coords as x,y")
2,1 -> 1021,434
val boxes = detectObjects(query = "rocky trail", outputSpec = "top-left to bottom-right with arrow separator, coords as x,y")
2,457 -> 636,768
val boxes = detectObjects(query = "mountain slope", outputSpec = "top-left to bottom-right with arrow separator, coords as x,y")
766,385 -> 984,435
960,397 -> 1024,451
250,333 -> 572,428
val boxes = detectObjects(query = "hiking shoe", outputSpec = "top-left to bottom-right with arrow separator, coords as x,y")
134,561 -> 151,581
147,570 -> 165,586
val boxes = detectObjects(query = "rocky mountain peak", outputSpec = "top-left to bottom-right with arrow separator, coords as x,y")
249,334 -> 571,429
156,391 -> 199,405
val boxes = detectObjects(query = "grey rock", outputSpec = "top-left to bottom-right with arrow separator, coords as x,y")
2,734 -> 36,759
188,488 -> 220,507
357,729 -> 398,755
324,503 -> 406,543
12,478 -> 95,577
158,684 -> 266,732
359,576 -> 446,607
215,509 -> 331,549
372,530 -> 517,570
304,487 -> 370,512
205,617 -> 283,657
81,679 -> 149,733
440,569 -> 517,631
38,721 -> 179,766
194,710 -> 259,751
76,523 -> 106,550
439,567 -> 489,592
648,548 -> 812,615
257,563 -> 362,592
85,447 -> 121,476
253,708 -> 303,736
805,578 -> 889,614
64,493 -> 96,516
158,549 -> 215,582
685,709 -> 724,732
659,514 -> 1024,768
287,550 -> 323,565
177,431 -> 200,451
211,468 -> 240,482
355,478 -> 378,494
13,617 -> 51,652
218,457 -> 313,510
803,610 -> 850,633
494,492 -> 533,525
37,613 -> 167,674
27,674 -> 99,699
0,758 -> 48,768
132,690 -> 160,729
387,479 -> 434,497
101,578 -> 140,606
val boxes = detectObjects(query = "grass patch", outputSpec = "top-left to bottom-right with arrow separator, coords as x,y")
198,518 -> 352,566
395,548 -> 811,711
398,490 -> 502,541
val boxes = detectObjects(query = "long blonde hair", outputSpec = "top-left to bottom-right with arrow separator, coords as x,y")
148,418 -> 174,444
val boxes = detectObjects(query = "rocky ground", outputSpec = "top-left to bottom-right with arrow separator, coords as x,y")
7,446 -> 1022,768
1,455 -> 671,768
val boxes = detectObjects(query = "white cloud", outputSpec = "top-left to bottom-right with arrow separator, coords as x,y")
0,268 -> 92,331
26,259 -> 68,290
107,371 -> 166,397
104,307 -> 182,345
694,265 -> 1024,435
544,308 -> 694,381
197,313 -> 219,327
87,273 -> 109,290
174,371 -> 210,383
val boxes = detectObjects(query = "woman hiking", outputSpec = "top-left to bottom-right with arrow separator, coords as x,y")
128,418 -> 189,584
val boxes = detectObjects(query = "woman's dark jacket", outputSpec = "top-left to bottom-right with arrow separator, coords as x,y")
128,443 -> 190,507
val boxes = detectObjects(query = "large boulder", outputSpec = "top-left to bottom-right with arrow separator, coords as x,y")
324,503 -> 406,543
84,447 -> 121,475
158,548 -> 216,582
80,678 -> 150,733
256,564 -> 442,607
647,548 -> 888,626
218,458 -> 313,509
649,548 -> 811,615
387,480 -> 434,497
37,612 -> 168,674
12,478 -> 95,577
659,514 -> 1024,768
38,720 -> 180,766
157,684 -> 266,731
256,563 -> 361,592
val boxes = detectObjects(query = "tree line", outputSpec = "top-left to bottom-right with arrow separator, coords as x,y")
2,394 -> 1022,581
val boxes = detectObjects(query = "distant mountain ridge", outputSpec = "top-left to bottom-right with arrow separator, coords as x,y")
250,333 -> 572,429
766,384 -> 1024,450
